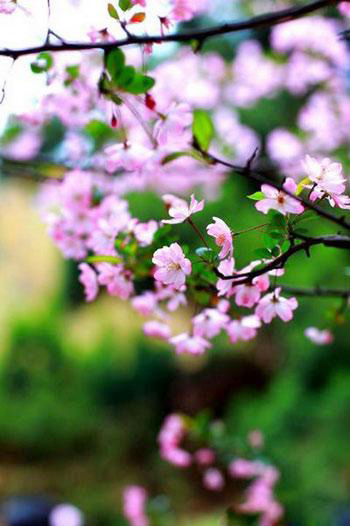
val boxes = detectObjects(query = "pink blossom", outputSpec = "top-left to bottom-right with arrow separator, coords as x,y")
123,486 -> 149,526
97,263 -> 134,299
206,217 -> 233,259
339,2 -> 350,15
256,287 -> 298,323
302,155 -> 348,204
131,0 -> 146,6
152,243 -> 191,289
216,257 -> 236,297
158,414 -> 192,467
203,468 -> 225,492
226,315 -> 261,344
234,284 -> 261,308
305,327 -> 333,345
78,263 -> 99,302
169,333 -> 211,355
132,292 -> 157,316
192,307 -> 230,339
194,448 -> 215,466
229,458 -> 260,479
154,103 -> 192,147
162,194 -> 204,224
143,321 -> 171,340
133,220 -> 158,246
256,178 -> 304,216
0,0 -> 16,14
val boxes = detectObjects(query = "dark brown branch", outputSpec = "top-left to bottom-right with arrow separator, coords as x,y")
278,285 -> 350,298
206,152 -> 350,232
214,235 -> 350,284
0,0 -> 341,59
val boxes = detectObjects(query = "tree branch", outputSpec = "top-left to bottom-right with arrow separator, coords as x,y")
206,152 -> 350,232
214,235 -> 350,284
0,0 -> 341,59
278,285 -> 350,298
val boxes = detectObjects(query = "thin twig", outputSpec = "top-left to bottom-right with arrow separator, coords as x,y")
0,0 -> 340,59
278,285 -> 350,298
205,152 -> 350,232
213,235 -> 350,284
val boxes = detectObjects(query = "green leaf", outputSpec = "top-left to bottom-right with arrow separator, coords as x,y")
280,240 -> 291,252
30,52 -> 53,74
86,255 -> 122,264
247,191 -> 264,201
124,73 -> 155,94
64,64 -> 80,86
116,65 -> 136,88
107,2 -> 119,18
254,248 -> 271,259
192,109 -> 215,152
263,233 -> 279,250
106,49 -> 125,80
119,0 -> 132,11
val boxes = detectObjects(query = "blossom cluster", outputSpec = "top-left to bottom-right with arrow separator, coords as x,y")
37,152 -> 344,355
122,412 -> 283,525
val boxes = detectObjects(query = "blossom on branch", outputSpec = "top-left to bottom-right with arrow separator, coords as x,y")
255,287 -> 298,323
162,194 -> 204,224
255,178 -> 304,216
206,217 -> 233,259
152,243 -> 191,289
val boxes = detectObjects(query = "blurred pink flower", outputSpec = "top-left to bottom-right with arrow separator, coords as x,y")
305,327 -> 333,345
78,263 -> 99,302
123,486 -> 149,526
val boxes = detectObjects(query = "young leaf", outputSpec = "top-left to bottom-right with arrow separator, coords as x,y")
86,255 -> 122,264
30,52 -> 53,73
125,73 -> 155,94
254,248 -> 271,259
119,0 -> 132,10
192,109 -> 215,152
106,49 -> 125,80
129,12 -> 146,23
247,191 -> 264,201
107,3 -> 119,19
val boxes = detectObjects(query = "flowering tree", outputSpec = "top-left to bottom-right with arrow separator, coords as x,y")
1,0 -> 350,524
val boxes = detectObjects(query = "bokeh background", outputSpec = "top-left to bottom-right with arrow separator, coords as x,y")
1,1 -> 350,525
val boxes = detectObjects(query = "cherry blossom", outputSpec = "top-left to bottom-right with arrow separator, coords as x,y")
158,414 -> 192,467
256,178 -> 304,216
226,315 -> 262,344
305,327 -> 334,345
143,320 -> 171,340
203,468 -> 225,491
123,486 -> 149,526
302,155 -> 349,207
206,217 -> 233,259
152,243 -> 191,289
192,307 -> 230,339
0,0 -> 16,14
169,333 -> 211,355
162,194 -> 204,224
256,288 -> 298,323
97,263 -> 134,299
78,263 -> 99,302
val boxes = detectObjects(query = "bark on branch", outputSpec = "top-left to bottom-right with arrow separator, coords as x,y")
0,0 -> 341,59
